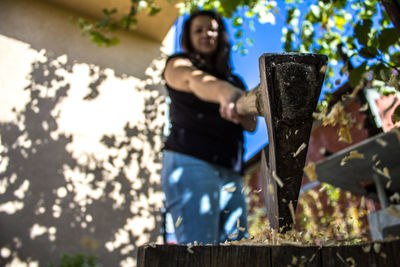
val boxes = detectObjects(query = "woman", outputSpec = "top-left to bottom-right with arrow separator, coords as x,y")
161,9 -> 257,245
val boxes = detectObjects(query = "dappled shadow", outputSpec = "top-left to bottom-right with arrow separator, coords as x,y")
0,51 -> 167,266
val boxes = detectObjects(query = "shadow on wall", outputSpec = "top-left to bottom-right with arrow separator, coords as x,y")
0,51 -> 167,266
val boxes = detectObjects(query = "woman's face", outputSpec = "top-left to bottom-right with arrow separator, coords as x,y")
190,15 -> 219,55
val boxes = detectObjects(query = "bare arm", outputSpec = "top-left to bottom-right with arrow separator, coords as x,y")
164,57 -> 242,104
164,56 -> 257,131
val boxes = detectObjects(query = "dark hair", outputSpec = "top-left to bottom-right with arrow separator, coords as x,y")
181,10 -> 231,77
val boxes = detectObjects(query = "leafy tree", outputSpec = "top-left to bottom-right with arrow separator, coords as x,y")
282,0 -> 400,109
75,0 -> 400,97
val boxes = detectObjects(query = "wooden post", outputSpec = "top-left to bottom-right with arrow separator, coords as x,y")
236,53 -> 328,232
137,239 -> 400,267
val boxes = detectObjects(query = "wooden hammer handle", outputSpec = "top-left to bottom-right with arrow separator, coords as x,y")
235,84 -> 264,116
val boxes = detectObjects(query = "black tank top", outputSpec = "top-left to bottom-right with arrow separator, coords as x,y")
163,53 -> 246,172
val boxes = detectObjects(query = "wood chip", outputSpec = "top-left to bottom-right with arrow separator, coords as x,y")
319,185 -> 327,192
362,245 -> 371,253
346,257 -> 356,267
175,216 -> 182,228
389,192 -> 400,202
272,171 -> 284,188
359,103 -> 369,111
289,201 -> 296,226
228,232 -> 239,239
336,252 -> 345,263
223,185 -> 237,192
304,162 -> 317,182
293,142 -> 307,157
309,253 -> 316,262
319,65 -> 327,74
295,129 -> 299,135
149,242 -> 156,248
373,243 -> 381,253
187,246 -> 194,254
380,252 -> 387,259
340,150 -> 364,166
291,255 -> 298,265
373,166 -> 391,179
376,138 -> 387,147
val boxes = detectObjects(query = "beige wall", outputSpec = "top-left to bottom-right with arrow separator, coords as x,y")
0,0 -> 173,266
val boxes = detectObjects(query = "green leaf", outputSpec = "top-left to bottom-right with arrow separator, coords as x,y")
390,51 -> 400,65
246,37 -> 253,46
354,19 -> 372,46
233,16 -> 243,27
97,17 -> 109,28
235,29 -> 243,38
372,63 -> 386,80
359,46 -> 379,59
378,27 -> 400,53
349,61 -> 367,87
148,6 -> 161,16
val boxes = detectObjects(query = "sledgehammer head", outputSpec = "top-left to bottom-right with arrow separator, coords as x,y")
237,53 -> 328,232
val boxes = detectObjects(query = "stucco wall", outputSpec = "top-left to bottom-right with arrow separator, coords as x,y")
0,0 -> 171,266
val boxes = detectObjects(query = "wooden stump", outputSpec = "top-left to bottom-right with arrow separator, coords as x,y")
137,239 -> 400,267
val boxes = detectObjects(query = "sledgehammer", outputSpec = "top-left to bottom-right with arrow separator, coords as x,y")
236,53 -> 328,232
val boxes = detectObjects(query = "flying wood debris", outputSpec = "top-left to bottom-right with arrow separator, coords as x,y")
376,138 -> 388,147
359,103 -> 369,111
319,185 -> 327,192
373,243 -> 381,253
389,192 -> 400,202
288,201 -> 296,226
309,253 -> 316,263
304,162 -> 317,182
373,166 -> 391,179
293,142 -> 307,158
186,245 -> 194,254
223,185 -> 237,192
272,171 -> 284,188
291,256 -> 298,265
336,252 -> 345,264
346,257 -> 356,267
340,150 -> 365,166
362,245 -> 371,253
175,216 -> 182,228
228,232 -> 239,239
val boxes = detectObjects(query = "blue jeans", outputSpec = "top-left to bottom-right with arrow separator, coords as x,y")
161,150 -> 248,244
